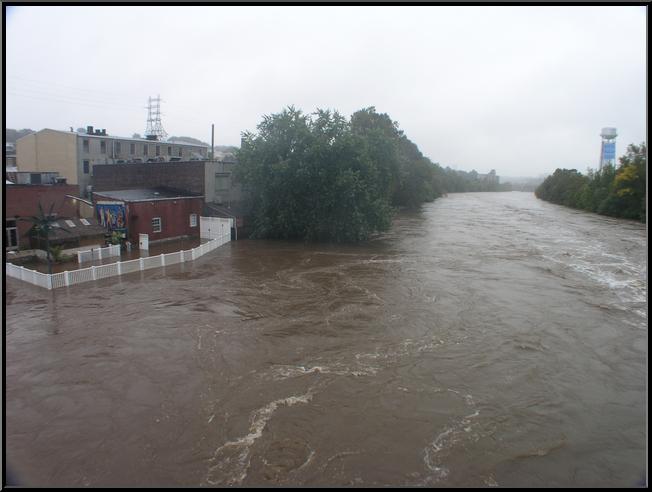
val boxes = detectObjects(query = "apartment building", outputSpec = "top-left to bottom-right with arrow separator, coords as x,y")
16,127 -> 209,198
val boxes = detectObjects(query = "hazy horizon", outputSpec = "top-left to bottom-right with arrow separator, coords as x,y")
5,6 -> 646,178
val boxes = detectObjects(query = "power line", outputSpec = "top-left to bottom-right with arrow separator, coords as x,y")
7,85 -> 215,139
6,74 -> 130,99
5,84 -> 143,111
6,91 -> 143,113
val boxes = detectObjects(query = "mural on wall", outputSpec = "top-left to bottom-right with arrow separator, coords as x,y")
96,202 -> 127,235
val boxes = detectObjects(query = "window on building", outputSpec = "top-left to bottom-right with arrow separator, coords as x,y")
130,143 -> 135,155
215,174 -> 230,191
83,160 -> 90,174
167,146 -> 172,156
6,219 -> 18,249
30,173 -> 42,184
83,139 -> 89,152
100,140 -> 106,154
156,145 -> 160,156
115,142 -> 121,155
152,217 -> 162,233
178,147 -> 183,157
144,144 -> 149,156
190,214 -> 197,227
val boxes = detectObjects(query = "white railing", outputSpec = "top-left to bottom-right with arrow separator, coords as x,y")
6,233 -> 231,290
77,244 -> 121,264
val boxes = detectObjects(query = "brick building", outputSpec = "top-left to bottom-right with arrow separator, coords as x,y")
92,188 -> 204,245
92,159 -> 250,236
5,182 -> 81,250
92,159 -> 243,206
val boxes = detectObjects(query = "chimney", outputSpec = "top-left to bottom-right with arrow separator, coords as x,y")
101,129 -> 107,135
87,126 -> 94,134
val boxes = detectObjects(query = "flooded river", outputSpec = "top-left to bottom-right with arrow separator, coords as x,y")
5,192 -> 647,487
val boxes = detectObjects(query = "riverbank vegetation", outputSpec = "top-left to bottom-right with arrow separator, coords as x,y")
535,143 -> 646,222
237,106 -> 509,242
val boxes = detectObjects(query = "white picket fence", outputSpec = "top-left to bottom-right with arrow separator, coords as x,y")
77,244 -> 121,264
6,232 -> 231,290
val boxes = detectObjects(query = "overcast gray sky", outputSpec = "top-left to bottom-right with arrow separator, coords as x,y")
5,6 -> 646,177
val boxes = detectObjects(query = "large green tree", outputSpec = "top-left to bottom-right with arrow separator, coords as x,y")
350,107 -> 444,208
236,107 -> 393,242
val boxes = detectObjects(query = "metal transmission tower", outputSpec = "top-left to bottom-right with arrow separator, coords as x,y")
144,95 -> 168,141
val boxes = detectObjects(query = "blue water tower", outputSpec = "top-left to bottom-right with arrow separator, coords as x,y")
599,127 -> 617,170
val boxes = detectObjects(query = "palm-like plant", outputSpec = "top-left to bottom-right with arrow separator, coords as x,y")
19,202 -> 70,275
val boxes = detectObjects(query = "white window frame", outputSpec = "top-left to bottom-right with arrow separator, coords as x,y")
6,219 -> 18,249
189,214 -> 197,227
152,217 -> 162,233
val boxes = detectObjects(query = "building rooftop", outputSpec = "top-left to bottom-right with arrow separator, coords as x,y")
17,128 -> 208,148
94,187 -> 204,202
82,133 -> 208,148
49,217 -> 107,240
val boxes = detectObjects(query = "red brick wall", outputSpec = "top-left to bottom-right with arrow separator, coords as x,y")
92,162 -> 205,194
118,197 -> 203,244
5,184 -> 80,247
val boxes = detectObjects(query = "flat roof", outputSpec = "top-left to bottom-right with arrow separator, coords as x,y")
94,188 -> 204,202
82,134 -> 208,148
17,128 -> 208,148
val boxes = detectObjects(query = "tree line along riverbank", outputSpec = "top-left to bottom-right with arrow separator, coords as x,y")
235,106 -> 510,243
535,143 -> 646,223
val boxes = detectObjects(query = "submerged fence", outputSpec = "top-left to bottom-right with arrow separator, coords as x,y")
6,232 -> 230,290
77,244 -> 121,264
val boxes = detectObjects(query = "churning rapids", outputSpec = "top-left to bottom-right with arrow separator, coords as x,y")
5,192 -> 647,487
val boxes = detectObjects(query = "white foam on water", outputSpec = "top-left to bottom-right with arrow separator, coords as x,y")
423,426 -> 455,480
422,392 -> 480,484
541,240 -> 647,326
203,390 -> 314,486
268,362 -> 378,381
360,257 -> 410,265
484,475 -> 499,486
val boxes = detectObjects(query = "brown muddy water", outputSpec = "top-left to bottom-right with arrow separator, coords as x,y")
5,192 -> 647,487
